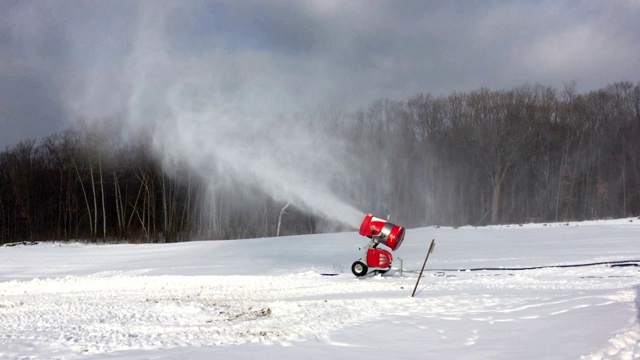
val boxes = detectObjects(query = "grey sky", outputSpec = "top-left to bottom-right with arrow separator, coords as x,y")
1,0 -> 639,147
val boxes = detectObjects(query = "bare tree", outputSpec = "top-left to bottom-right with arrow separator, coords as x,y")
276,202 -> 290,237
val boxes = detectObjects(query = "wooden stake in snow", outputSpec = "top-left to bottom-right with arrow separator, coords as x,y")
411,239 -> 436,297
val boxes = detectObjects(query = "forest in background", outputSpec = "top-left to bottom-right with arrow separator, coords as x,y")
1,81 -> 639,244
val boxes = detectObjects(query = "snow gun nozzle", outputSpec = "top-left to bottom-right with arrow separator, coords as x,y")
358,213 -> 405,251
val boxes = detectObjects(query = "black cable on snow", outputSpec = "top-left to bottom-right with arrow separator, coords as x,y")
410,259 -> 640,273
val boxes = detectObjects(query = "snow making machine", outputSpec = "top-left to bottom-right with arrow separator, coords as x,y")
351,214 -> 405,277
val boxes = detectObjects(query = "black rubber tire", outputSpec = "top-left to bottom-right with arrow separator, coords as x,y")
351,261 -> 368,277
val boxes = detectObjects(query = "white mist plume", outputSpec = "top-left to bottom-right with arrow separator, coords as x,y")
70,3 -> 365,229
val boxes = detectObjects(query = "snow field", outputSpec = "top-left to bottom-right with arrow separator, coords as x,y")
1,267 -> 638,359
0,218 -> 639,359
0,273 -> 413,357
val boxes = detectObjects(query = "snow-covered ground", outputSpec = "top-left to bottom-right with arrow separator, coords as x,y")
1,218 -> 639,359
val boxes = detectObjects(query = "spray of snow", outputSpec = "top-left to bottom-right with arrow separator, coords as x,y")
67,3 -> 365,229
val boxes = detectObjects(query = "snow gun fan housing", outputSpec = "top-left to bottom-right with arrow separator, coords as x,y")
358,214 -> 405,250
352,214 -> 405,277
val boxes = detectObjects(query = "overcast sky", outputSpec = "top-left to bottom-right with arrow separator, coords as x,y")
1,0 -> 639,147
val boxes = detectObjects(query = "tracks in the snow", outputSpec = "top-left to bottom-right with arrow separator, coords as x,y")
400,259 -> 640,273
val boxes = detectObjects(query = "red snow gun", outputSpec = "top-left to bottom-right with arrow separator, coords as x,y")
351,213 -> 405,277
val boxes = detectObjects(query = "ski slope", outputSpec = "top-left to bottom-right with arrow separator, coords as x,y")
1,218 -> 639,359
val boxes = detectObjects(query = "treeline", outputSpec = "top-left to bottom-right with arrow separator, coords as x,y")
349,81 -> 640,227
0,128 -> 317,244
1,82 -> 639,244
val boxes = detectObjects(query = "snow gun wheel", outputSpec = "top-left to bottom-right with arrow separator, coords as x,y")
351,261 -> 368,277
